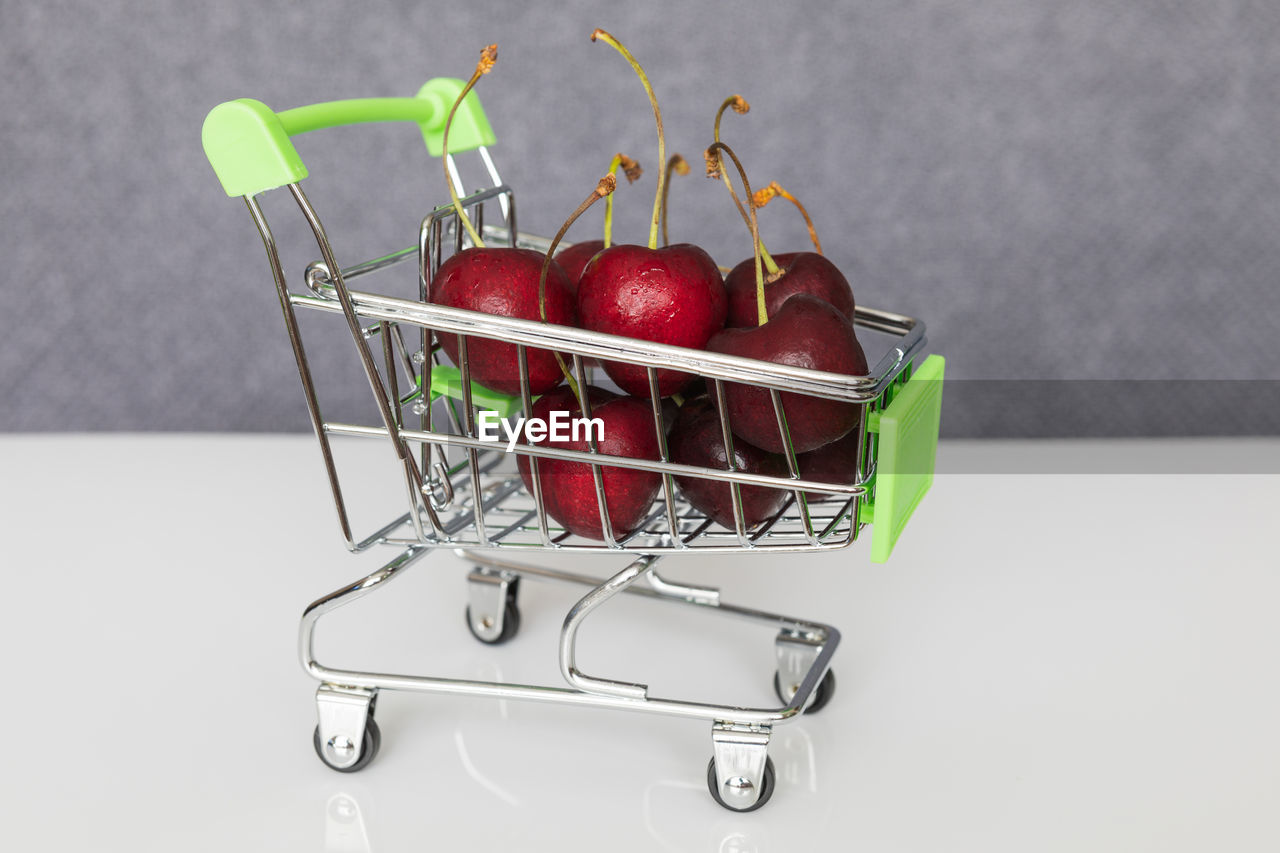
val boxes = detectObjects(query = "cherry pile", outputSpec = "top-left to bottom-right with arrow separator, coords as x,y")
431,35 -> 869,541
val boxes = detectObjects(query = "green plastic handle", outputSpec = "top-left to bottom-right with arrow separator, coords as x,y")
428,365 -> 522,419
202,78 -> 495,198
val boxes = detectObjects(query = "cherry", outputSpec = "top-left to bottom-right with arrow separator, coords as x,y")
517,386 -> 662,541
701,142 -> 867,453
706,97 -> 855,325
797,427 -> 862,501
431,248 -> 577,395
707,293 -> 868,454
428,45 -> 576,396
578,243 -> 724,396
668,396 -> 789,530
723,181 -> 853,325
553,239 -> 603,288
576,30 -> 727,399
708,102 -> 855,328
724,251 -> 854,327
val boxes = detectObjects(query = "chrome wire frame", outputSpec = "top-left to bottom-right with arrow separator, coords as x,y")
240,168 -> 916,764
300,547 -> 840,728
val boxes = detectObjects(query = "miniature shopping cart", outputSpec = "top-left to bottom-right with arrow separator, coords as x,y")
202,78 -> 944,811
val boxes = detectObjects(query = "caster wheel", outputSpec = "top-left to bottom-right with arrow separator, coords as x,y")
313,716 -> 381,773
707,755 -> 776,812
465,597 -> 521,645
775,669 -> 836,714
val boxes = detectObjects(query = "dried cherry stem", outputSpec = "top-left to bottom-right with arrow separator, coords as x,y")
712,97 -> 751,226
592,29 -> 664,250
754,181 -> 823,255
706,141 -> 768,326
443,45 -> 497,249
539,174 -> 618,395
660,153 -> 689,247
603,152 -> 642,249
713,95 -> 779,276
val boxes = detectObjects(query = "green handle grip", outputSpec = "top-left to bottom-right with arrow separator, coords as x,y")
202,78 -> 496,198
428,365 -> 521,419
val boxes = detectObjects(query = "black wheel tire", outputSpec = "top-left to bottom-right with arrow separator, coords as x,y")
313,716 -> 381,773
706,755 -> 776,812
774,669 -> 836,715
465,597 -> 521,645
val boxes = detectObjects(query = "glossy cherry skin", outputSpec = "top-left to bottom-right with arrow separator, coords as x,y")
669,397 -> 790,530
517,386 -> 661,541
724,252 -> 855,328
797,428 -> 862,501
554,240 -> 605,292
706,293 -> 868,454
429,247 -> 576,396
577,244 -> 726,397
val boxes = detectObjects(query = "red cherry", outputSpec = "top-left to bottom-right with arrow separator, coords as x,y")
553,240 -> 604,292
668,396 -> 790,529
725,252 -> 854,328
797,428 -> 862,501
577,243 -> 726,397
430,247 -> 576,396
707,293 -> 868,454
517,386 -> 661,541
428,47 -> 576,397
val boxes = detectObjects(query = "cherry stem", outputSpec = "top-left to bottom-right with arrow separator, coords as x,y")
706,141 -> 767,327
754,182 -> 822,255
660,153 -> 688,247
713,95 -> 779,276
712,98 -> 750,226
443,45 -> 497,249
593,29 -> 664,250
539,174 -> 618,396
603,152 -> 641,248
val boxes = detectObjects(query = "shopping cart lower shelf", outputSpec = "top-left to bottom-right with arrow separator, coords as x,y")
304,546 -> 844,811
203,79 -> 944,811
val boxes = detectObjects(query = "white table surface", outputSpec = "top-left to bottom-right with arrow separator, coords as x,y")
3,434 -> 1277,852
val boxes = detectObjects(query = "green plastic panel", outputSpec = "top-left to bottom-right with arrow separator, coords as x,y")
870,355 -> 945,563
429,365 -> 521,419
202,79 -> 495,197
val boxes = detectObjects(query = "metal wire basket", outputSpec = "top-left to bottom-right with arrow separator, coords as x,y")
292,184 -> 940,557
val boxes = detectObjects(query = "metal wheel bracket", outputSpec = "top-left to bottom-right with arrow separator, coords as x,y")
467,567 -> 517,642
711,723 -> 773,810
775,629 -> 827,708
316,684 -> 376,770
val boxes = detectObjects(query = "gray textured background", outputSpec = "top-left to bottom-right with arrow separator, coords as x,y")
2,0 -> 1278,436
